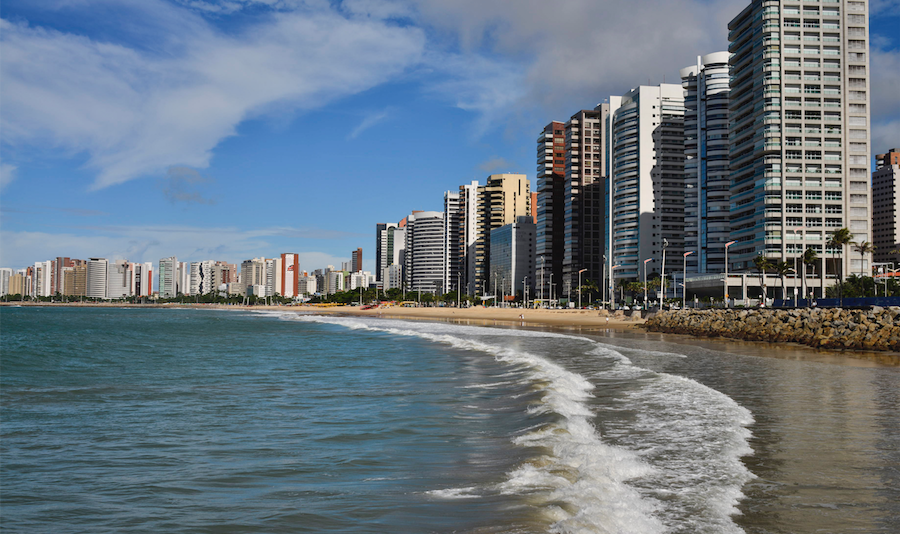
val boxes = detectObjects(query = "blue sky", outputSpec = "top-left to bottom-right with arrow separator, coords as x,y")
2,0 -> 898,273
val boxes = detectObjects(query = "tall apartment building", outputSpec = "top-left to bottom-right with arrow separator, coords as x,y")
281,253 -> 300,297
535,121 -> 566,300
32,260 -> 52,297
681,52 -> 732,275
86,258 -> 108,299
351,248 -> 363,272
562,106 -> 609,300
608,84 -> 686,287
405,210 -> 445,293
873,148 -> 900,265
107,259 -> 131,299
490,216 -> 536,298
159,256 -> 178,298
457,181 -> 480,295
376,223 -> 406,287
51,257 -> 74,295
0,268 -> 11,296
443,190 -> 463,293
727,0 -> 871,292
463,174 -> 531,295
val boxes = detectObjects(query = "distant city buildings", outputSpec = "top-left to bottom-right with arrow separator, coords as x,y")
873,148 -> 900,265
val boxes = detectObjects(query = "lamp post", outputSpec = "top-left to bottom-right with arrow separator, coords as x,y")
683,251 -> 694,309
724,240 -> 736,307
457,272 -> 461,308
578,268 -> 587,309
610,264 -> 621,309
602,254 -> 607,309
523,276 -> 529,308
549,273 -> 553,308
643,258 -> 653,310
660,238 -> 668,307
540,256 -> 545,304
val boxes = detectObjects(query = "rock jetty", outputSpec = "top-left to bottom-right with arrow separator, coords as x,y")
645,307 -> 900,352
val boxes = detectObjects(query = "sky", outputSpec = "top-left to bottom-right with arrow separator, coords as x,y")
2,0 -> 899,274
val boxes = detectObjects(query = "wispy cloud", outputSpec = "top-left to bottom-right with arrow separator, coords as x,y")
348,108 -> 392,139
0,4 -> 425,189
477,156 -> 512,173
0,163 -> 16,190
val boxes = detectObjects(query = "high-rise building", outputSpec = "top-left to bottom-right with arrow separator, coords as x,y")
457,181 -> 480,295
535,121 -> 566,302
405,210 -> 445,293
134,262 -> 153,296
470,174 -> 531,295
608,85 -> 686,288
32,260 -> 52,297
51,257 -> 74,295
443,190 -> 463,293
681,52 -> 731,275
107,259 -> 132,299
9,272 -> 27,296
562,106 -> 609,301
351,248 -> 363,273
86,258 -> 108,299
281,253 -> 300,297
873,148 -> 900,265
0,267 -> 12,296
727,0 -> 871,296
490,216 -> 536,298
159,256 -> 178,298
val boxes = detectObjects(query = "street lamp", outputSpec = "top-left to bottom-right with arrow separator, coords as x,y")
683,251 -> 694,309
578,269 -> 587,308
643,258 -> 653,310
540,256 -> 545,304
523,276 -> 529,308
724,240 -> 736,308
660,238 -> 668,307
602,254 -> 607,309
610,264 -> 621,309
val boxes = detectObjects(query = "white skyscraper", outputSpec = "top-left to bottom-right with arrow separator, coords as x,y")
86,258 -> 109,299
728,0 -> 871,296
405,210 -> 445,293
159,256 -> 178,298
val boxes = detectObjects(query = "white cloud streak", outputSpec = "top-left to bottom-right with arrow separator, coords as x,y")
0,163 -> 16,190
0,4 -> 425,189
348,108 -> 392,139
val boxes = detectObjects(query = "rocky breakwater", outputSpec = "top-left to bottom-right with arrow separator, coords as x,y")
645,307 -> 900,352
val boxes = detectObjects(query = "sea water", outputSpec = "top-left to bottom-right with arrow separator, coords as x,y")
1,307 -> 898,533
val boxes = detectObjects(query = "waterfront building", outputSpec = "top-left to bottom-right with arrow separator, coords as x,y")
159,257 -> 178,298
562,107 -> 609,301
51,257 -> 74,295
280,253 -> 300,298
298,275 -> 317,296
32,260 -> 52,297
457,181 -> 480,295
189,260 -> 217,296
134,262 -> 153,297
8,272 -> 27,296
405,210 -> 445,293
681,52 -> 731,276
873,148 -> 900,265
535,121 -> 566,302
608,84 -> 686,288
464,174 -> 531,295
0,267 -> 12,296
240,258 -> 267,296
443,190 -> 463,294
86,258 -> 109,299
351,248 -> 363,273
490,216 -> 536,299
382,264 -> 403,291
107,260 -> 131,299
727,0 -> 872,296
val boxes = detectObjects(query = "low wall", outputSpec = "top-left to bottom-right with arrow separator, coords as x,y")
645,307 -> 900,352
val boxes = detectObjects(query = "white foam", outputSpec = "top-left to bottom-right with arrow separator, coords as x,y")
261,313 -> 755,533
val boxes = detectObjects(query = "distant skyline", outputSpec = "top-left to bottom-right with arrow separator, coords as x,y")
2,0 -> 899,271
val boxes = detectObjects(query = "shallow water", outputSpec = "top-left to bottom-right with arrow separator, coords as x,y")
1,307 -> 897,533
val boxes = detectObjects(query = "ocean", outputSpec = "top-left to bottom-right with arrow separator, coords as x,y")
1,306 -> 898,533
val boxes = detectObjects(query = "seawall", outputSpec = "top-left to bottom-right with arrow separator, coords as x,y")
645,307 -> 900,352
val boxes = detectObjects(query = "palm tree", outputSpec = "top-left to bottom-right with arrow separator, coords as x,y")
827,227 -> 853,306
580,279 -> 600,303
852,241 -> 875,276
802,247 -> 819,303
775,261 -> 792,302
752,254 -> 773,304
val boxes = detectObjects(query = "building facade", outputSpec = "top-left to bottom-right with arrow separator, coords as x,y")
608,84 -> 686,289
873,148 -> 900,265
490,216 -> 537,299
443,190 -> 463,294
405,210 -> 445,293
681,52 -> 732,276
86,258 -> 108,299
535,121 -> 567,302
727,0 -> 872,295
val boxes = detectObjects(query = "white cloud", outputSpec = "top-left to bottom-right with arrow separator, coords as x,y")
0,163 -> 16,190
0,4 -> 425,189
348,108 -> 392,139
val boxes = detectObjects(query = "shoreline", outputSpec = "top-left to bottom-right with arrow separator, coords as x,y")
4,301 -> 898,366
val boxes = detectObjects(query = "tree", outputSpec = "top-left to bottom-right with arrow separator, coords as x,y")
774,261 -> 792,301
827,227 -> 853,305
579,279 -> 599,304
802,248 -> 819,302
752,254 -> 774,302
852,241 -> 875,276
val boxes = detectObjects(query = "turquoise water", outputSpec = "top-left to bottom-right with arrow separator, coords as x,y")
2,307 -> 898,533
